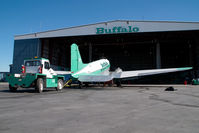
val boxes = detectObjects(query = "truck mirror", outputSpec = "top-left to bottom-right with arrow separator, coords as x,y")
41,64 -> 44,69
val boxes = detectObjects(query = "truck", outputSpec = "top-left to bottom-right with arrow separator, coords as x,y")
6,57 -> 65,93
192,78 -> 199,85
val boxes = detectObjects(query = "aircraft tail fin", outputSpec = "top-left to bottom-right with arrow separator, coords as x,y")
71,43 -> 85,73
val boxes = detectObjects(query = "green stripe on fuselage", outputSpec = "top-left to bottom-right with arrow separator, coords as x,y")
72,64 -> 110,79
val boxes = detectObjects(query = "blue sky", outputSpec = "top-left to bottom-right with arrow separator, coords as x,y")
0,0 -> 199,72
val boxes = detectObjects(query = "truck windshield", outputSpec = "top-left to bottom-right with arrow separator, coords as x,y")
25,61 -> 41,66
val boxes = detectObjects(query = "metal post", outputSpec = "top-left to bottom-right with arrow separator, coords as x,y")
89,43 -> 92,62
156,42 -> 161,69
188,42 -> 192,66
37,38 -> 41,57
194,39 -> 199,78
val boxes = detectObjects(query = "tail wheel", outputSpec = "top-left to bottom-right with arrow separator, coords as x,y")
35,78 -> 44,93
78,81 -> 82,89
9,84 -> 17,92
56,79 -> 63,91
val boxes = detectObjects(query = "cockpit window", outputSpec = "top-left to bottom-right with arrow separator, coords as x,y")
44,62 -> 50,69
25,61 -> 41,66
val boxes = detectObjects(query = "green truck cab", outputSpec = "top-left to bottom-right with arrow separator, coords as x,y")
6,58 -> 64,93
192,78 -> 199,85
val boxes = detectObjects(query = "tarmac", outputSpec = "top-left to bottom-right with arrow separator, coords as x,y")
0,82 -> 199,133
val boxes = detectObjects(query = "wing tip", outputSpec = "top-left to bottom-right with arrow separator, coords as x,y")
177,67 -> 193,71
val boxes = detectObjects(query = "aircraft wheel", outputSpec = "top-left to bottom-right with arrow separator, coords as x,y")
56,79 -> 63,91
9,84 -> 17,92
35,78 -> 44,93
116,80 -> 122,87
78,81 -> 82,89
85,83 -> 89,87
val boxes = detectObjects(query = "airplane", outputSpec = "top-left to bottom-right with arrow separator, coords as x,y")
65,43 -> 192,87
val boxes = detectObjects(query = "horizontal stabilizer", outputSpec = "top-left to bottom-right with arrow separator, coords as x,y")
55,71 -> 71,75
120,67 -> 192,78
79,75 -> 113,82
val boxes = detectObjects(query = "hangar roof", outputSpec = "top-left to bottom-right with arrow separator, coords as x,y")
15,20 -> 199,40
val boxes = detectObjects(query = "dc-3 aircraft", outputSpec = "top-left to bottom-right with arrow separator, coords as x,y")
65,43 -> 192,87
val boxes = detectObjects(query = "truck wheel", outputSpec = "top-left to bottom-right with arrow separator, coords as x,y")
36,78 -> 44,93
56,79 -> 63,91
9,84 -> 17,92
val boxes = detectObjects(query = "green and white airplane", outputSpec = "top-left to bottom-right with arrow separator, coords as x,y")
67,43 -> 192,85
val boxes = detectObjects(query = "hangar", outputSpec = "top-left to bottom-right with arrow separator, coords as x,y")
12,20 -> 199,83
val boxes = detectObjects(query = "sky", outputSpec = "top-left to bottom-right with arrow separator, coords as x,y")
0,0 -> 199,72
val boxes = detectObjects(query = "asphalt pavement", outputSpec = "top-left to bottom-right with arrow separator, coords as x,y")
0,83 -> 199,133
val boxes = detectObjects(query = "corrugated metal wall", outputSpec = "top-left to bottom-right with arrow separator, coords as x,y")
12,39 -> 41,73
40,38 -> 70,71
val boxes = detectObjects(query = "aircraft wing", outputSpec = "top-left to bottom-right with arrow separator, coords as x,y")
117,67 -> 192,79
78,67 -> 192,82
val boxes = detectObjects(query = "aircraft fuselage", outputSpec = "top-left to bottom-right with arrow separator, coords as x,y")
72,59 -> 110,79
